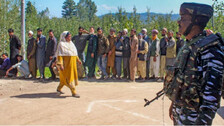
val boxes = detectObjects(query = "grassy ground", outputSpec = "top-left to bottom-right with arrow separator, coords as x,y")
36,67 -> 51,78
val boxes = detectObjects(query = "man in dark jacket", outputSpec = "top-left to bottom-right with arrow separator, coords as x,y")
85,27 -> 98,79
27,31 -> 37,79
72,27 -> 90,78
97,27 -> 110,80
122,29 -> 130,80
159,28 -> 167,80
45,30 -> 57,80
8,28 -> 21,75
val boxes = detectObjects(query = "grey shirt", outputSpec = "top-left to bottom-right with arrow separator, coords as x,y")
12,60 -> 29,75
72,34 -> 90,55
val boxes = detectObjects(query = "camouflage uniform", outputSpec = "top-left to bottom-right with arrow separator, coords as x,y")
164,3 -> 224,125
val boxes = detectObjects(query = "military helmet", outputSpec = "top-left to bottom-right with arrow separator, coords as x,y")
180,3 -> 213,18
180,2 -> 214,36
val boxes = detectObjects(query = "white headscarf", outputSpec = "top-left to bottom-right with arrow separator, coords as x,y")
56,31 -> 78,56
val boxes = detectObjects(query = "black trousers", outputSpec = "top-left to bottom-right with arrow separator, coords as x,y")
0,69 -> 6,77
49,60 -> 56,79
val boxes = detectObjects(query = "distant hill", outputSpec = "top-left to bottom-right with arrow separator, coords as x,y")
98,12 -> 180,21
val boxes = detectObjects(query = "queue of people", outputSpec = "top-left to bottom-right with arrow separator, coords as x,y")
0,27 -> 186,83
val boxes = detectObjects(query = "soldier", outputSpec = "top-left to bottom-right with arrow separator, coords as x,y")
165,3 -> 224,125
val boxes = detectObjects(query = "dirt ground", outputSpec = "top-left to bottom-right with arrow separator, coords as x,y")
0,78 -> 223,125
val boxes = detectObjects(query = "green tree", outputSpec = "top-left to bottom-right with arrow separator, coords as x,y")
76,0 -> 97,21
62,0 -> 76,19
25,1 -> 38,36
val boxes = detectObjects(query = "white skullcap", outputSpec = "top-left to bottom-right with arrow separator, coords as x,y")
123,28 -> 128,33
28,30 -> 33,35
142,28 -> 147,33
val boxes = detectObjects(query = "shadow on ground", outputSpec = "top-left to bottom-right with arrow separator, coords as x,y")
11,92 -> 67,99
217,106 -> 224,119
79,78 -> 161,83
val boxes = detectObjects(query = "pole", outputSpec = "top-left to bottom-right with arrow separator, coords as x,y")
21,0 -> 26,59
212,2 -> 214,29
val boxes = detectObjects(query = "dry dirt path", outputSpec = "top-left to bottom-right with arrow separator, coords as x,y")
0,79 -> 223,125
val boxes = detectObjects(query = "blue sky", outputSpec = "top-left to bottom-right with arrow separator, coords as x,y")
28,0 -> 214,17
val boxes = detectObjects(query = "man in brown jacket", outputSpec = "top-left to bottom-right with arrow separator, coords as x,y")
129,29 -> 138,82
106,28 -> 117,79
27,31 -> 36,79
97,27 -> 110,80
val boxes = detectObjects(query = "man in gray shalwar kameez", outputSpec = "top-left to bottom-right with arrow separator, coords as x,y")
36,28 -> 46,79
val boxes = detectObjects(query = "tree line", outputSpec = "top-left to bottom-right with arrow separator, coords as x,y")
0,0 -> 223,54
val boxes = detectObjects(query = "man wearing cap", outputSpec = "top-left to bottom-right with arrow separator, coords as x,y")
129,29 -> 138,82
122,29 -> 131,80
106,28 -> 117,79
27,31 -> 37,79
166,3 -> 224,125
141,28 -> 151,80
97,27 -> 110,80
137,33 -> 148,81
159,28 -> 167,81
36,28 -> 46,80
149,29 -> 160,80
8,28 -> 21,75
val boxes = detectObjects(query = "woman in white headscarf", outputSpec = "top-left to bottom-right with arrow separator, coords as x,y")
56,31 -> 82,98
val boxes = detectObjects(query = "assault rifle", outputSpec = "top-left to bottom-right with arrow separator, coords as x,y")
144,89 -> 164,107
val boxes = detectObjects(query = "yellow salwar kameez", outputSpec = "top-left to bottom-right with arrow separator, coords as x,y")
56,31 -> 80,96
57,56 -> 79,95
